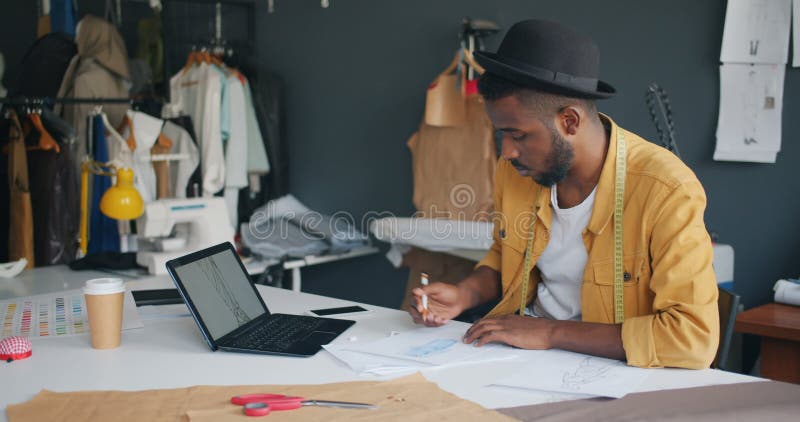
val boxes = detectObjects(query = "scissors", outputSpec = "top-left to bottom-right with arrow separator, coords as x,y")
230,393 -> 377,416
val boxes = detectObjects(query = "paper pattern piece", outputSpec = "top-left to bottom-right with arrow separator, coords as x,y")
720,0 -> 791,64
338,322 -> 517,366
491,349 -> 650,398
7,373 -> 517,422
714,63 -> 785,163
0,289 -> 143,339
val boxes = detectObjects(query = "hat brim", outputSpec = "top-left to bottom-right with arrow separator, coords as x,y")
474,51 -> 616,100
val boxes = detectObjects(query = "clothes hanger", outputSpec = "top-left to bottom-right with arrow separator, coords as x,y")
460,47 -> 485,75
440,51 -> 461,76
0,107 -> 59,154
116,114 -> 137,151
25,110 -> 60,153
101,112 -> 132,155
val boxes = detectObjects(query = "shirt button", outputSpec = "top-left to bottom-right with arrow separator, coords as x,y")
623,272 -> 631,281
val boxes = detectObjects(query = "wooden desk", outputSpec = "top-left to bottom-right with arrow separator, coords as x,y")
735,303 -> 800,383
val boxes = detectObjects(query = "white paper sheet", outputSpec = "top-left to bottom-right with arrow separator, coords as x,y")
490,349 -> 650,399
794,0 -> 800,66
337,322 -> 518,367
0,289 -> 144,339
721,0 -> 791,64
714,63 -> 785,163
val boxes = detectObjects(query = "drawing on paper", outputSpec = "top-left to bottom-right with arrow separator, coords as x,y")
406,339 -> 457,357
561,357 -> 612,390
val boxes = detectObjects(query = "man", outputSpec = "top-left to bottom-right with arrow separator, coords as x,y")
408,20 -> 719,369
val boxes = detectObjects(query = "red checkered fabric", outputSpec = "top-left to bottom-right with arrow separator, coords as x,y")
0,336 -> 32,362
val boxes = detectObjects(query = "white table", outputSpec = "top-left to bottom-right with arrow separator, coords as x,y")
1,268 -> 758,421
244,246 -> 380,292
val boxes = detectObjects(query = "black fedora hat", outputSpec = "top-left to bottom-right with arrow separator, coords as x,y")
474,20 -> 615,99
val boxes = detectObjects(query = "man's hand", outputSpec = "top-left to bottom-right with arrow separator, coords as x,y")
463,314 -> 556,349
464,315 -> 626,360
408,282 -> 466,327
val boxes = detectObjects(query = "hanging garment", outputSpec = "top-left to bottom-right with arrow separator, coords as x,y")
27,111 -> 79,266
243,79 -> 269,174
249,72 -> 286,199
56,15 -> 130,176
135,13 -> 163,85
6,111 -> 35,269
117,110 -> 164,203
50,0 -> 77,36
0,52 -> 6,97
87,115 -> 120,254
407,94 -> 496,221
167,116 -> 202,197
166,63 -> 225,196
224,74 -> 249,229
10,32 -> 76,99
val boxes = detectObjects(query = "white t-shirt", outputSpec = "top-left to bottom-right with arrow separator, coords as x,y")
528,184 -> 597,321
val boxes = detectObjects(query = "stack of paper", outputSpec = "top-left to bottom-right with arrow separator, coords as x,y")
324,322 -> 518,376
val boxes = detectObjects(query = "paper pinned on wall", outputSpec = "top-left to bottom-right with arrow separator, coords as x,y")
794,0 -> 800,66
714,63 -> 786,163
490,349 -> 650,399
720,0 -> 791,64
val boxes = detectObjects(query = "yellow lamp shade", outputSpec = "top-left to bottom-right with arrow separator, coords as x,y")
100,168 -> 144,220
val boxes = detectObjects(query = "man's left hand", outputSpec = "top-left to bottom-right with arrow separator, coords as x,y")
463,314 -> 555,349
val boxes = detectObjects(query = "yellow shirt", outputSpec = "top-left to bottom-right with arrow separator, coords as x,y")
478,114 -> 719,369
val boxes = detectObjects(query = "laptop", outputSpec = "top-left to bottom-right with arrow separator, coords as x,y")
165,242 -> 355,357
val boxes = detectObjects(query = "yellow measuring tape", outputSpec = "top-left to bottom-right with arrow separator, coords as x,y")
519,129 -> 627,323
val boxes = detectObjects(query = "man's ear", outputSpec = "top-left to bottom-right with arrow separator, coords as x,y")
558,106 -> 582,136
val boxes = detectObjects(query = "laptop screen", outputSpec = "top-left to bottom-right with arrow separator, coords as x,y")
173,248 -> 266,340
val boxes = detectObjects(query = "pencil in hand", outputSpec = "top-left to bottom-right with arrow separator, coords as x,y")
420,272 -> 429,319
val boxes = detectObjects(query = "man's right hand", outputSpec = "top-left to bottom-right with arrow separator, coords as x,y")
408,282 -> 466,327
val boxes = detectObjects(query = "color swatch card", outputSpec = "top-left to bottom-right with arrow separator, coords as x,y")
0,289 -> 143,339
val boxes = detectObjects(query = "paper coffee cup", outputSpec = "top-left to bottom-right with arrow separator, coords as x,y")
84,278 -> 125,349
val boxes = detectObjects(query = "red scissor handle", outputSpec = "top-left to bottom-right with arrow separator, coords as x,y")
231,394 -> 298,406
243,400 -> 303,417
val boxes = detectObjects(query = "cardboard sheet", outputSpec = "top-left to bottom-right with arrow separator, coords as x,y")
6,373 -> 516,422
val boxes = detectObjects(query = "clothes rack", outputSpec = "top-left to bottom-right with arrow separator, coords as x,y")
0,97 -> 155,105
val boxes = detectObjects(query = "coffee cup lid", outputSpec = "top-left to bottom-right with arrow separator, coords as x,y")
83,278 -> 125,295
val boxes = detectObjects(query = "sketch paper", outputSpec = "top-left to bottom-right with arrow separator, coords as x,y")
0,289 -> 143,339
324,344 -> 424,376
714,63 -> 785,163
720,0 -> 791,64
491,349 -> 650,398
339,322 -> 517,366
794,0 -> 800,66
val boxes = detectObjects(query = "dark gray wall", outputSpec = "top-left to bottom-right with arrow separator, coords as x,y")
253,0 -> 800,311
1,1 -> 797,312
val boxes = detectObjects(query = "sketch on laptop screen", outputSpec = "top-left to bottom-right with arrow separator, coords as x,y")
174,250 -> 266,340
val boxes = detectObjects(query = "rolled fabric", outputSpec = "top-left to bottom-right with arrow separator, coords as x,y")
774,279 -> 800,306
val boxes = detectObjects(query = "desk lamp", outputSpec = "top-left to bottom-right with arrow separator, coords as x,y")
79,160 -> 144,255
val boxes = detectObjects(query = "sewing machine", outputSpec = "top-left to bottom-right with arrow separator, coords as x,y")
136,198 -> 235,274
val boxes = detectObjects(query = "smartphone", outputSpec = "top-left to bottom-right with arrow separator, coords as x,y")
306,305 -> 372,318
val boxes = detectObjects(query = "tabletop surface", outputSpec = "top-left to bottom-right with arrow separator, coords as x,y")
1,267 -> 760,421
735,303 -> 800,342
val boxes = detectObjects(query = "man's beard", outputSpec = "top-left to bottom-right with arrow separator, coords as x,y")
523,126 -> 574,187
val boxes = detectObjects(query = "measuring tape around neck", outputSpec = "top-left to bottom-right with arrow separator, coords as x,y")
519,128 -> 627,323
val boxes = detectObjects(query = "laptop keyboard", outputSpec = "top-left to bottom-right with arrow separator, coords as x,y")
232,314 -> 324,351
